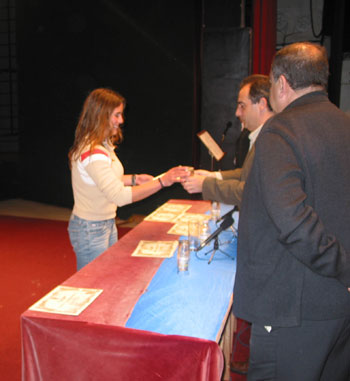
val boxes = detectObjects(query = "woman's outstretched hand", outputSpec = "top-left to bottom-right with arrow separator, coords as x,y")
159,166 -> 192,187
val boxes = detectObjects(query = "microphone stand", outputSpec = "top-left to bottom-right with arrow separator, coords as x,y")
209,151 -> 214,172
221,121 -> 232,145
197,213 -> 235,264
218,121 -> 232,171
205,235 -> 231,264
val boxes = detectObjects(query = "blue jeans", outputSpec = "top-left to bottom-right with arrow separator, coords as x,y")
68,214 -> 118,271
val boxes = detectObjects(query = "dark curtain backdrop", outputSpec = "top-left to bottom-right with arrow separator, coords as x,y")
200,27 -> 251,171
16,0 -> 196,218
15,0 -> 251,218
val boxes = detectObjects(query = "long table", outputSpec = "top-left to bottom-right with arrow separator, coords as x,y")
21,200 -> 237,381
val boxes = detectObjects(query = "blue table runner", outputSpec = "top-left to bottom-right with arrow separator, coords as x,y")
126,207 -> 237,341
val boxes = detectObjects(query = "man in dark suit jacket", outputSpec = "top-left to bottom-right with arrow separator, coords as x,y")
182,74 -> 274,209
234,42 -> 350,380
233,127 -> 250,169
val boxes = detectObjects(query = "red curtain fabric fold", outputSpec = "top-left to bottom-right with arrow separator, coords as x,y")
252,0 -> 277,75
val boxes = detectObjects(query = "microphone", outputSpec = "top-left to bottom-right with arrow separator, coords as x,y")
221,121 -> 232,143
196,212 -> 234,251
217,205 -> 238,223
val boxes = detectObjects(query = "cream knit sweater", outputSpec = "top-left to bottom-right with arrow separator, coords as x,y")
71,141 -> 132,221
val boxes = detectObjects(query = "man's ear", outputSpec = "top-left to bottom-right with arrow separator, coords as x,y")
278,75 -> 289,95
258,96 -> 268,110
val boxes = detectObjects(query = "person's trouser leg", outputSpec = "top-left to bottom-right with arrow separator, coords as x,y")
248,317 -> 350,381
68,215 -> 118,270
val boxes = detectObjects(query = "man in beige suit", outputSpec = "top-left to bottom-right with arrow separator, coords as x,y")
182,74 -> 274,209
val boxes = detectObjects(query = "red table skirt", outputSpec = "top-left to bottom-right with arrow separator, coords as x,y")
22,316 -> 223,380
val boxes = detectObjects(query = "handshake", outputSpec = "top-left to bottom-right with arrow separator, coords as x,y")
166,166 -> 214,194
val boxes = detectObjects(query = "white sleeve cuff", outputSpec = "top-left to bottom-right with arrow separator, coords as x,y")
215,171 -> 223,180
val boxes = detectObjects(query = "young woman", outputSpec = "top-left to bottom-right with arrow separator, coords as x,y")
68,88 -> 186,270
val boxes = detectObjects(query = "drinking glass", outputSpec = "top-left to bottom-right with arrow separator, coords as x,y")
211,201 -> 220,221
199,220 -> 211,244
188,219 -> 200,250
177,239 -> 190,274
